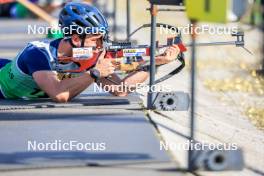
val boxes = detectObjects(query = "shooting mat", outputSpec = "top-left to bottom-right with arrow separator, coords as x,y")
0,93 -> 173,172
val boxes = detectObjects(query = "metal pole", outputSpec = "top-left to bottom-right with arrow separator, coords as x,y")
126,0 -> 131,41
113,0 -> 117,40
147,4 -> 157,109
188,21 -> 197,171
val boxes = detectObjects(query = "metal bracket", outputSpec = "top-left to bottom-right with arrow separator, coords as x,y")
149,0 -> 184,6
186,31 -> 245,47
232,31 -> 244,47
185,31 -> 253,55
152,92 -> 190,111
146,8 -> 186,12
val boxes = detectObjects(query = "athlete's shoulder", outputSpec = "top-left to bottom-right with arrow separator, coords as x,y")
23,39 -> 58,63
27,39 -> 52,54
15,39 -> 57,75
27,38 -> 61,59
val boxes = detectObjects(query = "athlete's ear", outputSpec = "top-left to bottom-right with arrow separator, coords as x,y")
71,34 -> 81,47
96,36 -> 103,49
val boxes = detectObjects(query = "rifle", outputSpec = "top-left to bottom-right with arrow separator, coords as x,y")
57,31 -> 187,73
104,36 -> 187,71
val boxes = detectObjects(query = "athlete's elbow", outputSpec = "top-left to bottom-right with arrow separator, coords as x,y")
51,93 -> 70,103
112,91 -> 129,97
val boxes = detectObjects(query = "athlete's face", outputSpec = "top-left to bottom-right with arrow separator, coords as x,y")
84,34 -> 103,49
71,34 -> 103,50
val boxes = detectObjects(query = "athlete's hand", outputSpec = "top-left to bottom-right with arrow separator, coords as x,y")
164,45 -> 180,62
155,45 -> 180,65
95,50 -> 115,77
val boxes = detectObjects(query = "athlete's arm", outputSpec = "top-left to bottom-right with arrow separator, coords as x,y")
33,50 -> 114,103
33,71 -> 95,103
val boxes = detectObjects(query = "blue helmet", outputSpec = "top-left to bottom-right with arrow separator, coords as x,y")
59,2 -> 109,38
